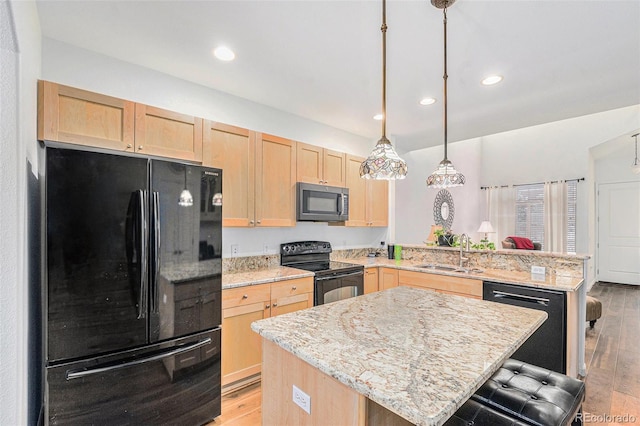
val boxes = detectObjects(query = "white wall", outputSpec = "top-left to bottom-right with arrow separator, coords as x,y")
395,138 -> 484,244
1,0 -> 41,424
41,38 -> 392,256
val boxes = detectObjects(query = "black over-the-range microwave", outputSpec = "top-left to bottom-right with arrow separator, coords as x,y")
296,182 -> 349,222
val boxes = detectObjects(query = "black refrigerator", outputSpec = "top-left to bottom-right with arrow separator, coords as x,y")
42,146 -> 222,424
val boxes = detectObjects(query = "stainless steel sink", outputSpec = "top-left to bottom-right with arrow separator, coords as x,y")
415,264 -> 484,274
415,264 -> 459,272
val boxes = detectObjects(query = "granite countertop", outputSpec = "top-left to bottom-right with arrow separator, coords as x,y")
222,266 -> 314,290
346,257 -> 584,292
159,259 -> 222,283
251,286 -> 547,426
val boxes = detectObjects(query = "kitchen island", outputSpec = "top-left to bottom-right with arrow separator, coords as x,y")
251,286 -> 547,426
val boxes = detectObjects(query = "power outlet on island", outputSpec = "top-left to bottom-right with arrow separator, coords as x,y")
292,384 -> 311,414
231,244 -> 239,257
531,265 -> 546,275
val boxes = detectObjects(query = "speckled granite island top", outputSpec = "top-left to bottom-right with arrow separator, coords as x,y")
252,286 -> 547,426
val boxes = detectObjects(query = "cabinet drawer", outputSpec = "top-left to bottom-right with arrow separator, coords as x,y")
270,277 -> 313,299
398,270 -> 482,298
222,284 -> 271,309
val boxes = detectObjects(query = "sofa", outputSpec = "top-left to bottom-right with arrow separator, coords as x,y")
501,236 -> 542,251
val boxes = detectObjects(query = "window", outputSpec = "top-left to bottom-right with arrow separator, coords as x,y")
514,181 -> 577,251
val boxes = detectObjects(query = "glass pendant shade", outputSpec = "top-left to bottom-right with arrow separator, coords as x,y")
426,159 -> 465,188
360,136 -> 408,180
178,189 -> 193,206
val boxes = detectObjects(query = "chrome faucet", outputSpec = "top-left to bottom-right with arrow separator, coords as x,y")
458,233 -> 470,269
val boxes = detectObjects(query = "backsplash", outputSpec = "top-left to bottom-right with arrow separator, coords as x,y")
223,245 -> 587,278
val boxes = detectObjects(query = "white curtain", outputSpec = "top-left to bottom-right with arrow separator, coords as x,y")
487,186 -> 516,245
544,181 -> 568,252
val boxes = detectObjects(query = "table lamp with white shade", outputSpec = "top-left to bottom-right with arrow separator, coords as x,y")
477,221 -> 495,243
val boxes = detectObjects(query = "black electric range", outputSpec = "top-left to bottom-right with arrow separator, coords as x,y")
280,241 -> 364,305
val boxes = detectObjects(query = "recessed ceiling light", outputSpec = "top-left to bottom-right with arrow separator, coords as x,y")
213,46 -> 235,61
373,114 -> 384,121
419,97 -> 437,106
481,75 -> 503,86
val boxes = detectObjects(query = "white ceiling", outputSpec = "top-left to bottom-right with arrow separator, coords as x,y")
36,0 -> 640,154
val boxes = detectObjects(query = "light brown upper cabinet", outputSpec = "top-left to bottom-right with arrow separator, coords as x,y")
38,80 -> 135,151
203,122 -> 256,227
134,104 -> 203,162
38,80 -> 203,163
255,133 -> 297,227
296,142 -> 346,187
203,125 -> 296,227
344,154 -> 388,227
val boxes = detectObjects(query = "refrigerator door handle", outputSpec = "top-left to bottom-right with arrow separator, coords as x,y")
152,191 -> 161,313
65,337 -> 213,380
138,190 -> 149,319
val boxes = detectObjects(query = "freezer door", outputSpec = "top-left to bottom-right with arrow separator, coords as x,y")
46,329 -> 221,425
149,161 -> 222,342
46,147 -> 149,362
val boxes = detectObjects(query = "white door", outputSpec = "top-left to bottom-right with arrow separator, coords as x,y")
597,182 -> 640,285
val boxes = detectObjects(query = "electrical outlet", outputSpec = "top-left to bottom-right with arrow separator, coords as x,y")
292,385 -> 311,414
263,244 -> 269,254
531,265 -> 546,275
231,244 -> 238,257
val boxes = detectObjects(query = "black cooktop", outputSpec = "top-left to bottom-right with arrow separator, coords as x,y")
280,241 -> 363,276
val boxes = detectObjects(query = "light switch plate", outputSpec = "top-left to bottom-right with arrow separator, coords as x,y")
292,385 -> 311,414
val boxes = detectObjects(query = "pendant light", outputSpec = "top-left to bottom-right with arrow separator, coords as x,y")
360,0 -> 408,180
632,133 -> 640,174
426,0 -> 465,188
178,168 -> 193,207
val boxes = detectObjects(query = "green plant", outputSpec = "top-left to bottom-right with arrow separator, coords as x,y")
471,240 -> 496,250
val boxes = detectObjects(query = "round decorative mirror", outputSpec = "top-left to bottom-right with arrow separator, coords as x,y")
433,189 -> 454,230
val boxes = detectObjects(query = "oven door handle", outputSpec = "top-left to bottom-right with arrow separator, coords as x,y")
315,271 -> 364,281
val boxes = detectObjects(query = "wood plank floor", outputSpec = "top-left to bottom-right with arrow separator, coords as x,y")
584,282 -> 640,425
211,282 -> 640,425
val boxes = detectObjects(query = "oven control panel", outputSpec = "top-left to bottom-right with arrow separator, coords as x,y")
280,241 -> 332,255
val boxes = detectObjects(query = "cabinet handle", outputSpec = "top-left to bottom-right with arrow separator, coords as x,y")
126,144 -> 132,149
265,304 -> 270,309
242,294 -> 248,299
272,303 -> 278,307
257,220 -> 261,224
138,146 -> 143,150
292,286 -> 297,290
249,220 -> 255,225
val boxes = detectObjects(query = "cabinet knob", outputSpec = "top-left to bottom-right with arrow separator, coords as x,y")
242,294 -> 248,299
249,220 -> 255,224
138,146 -> 143,150
272,303 -> 278,307
257,220 -> 261,224
265,304 -> 270,309
292,286 -> 297,290
126,144 -> 132,149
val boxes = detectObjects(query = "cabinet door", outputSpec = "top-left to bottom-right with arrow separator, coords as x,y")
379,268 -> 398,290
272,293 -> 313,316
203,122 -> 256,227
323,149 -> 346,187
255,133 -> 296,227
345,154 -> 367,226
364,268 -> 379,294
38,80 -> 135,150
135,104 -> 203,162
296,142 -> 324,184
367,179 -> 389,226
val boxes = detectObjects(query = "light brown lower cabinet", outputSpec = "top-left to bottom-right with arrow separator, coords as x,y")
379,268 -> 399,290
221,277 -> 313,392
364,268 -> 379,294
397,270 -> 482,299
